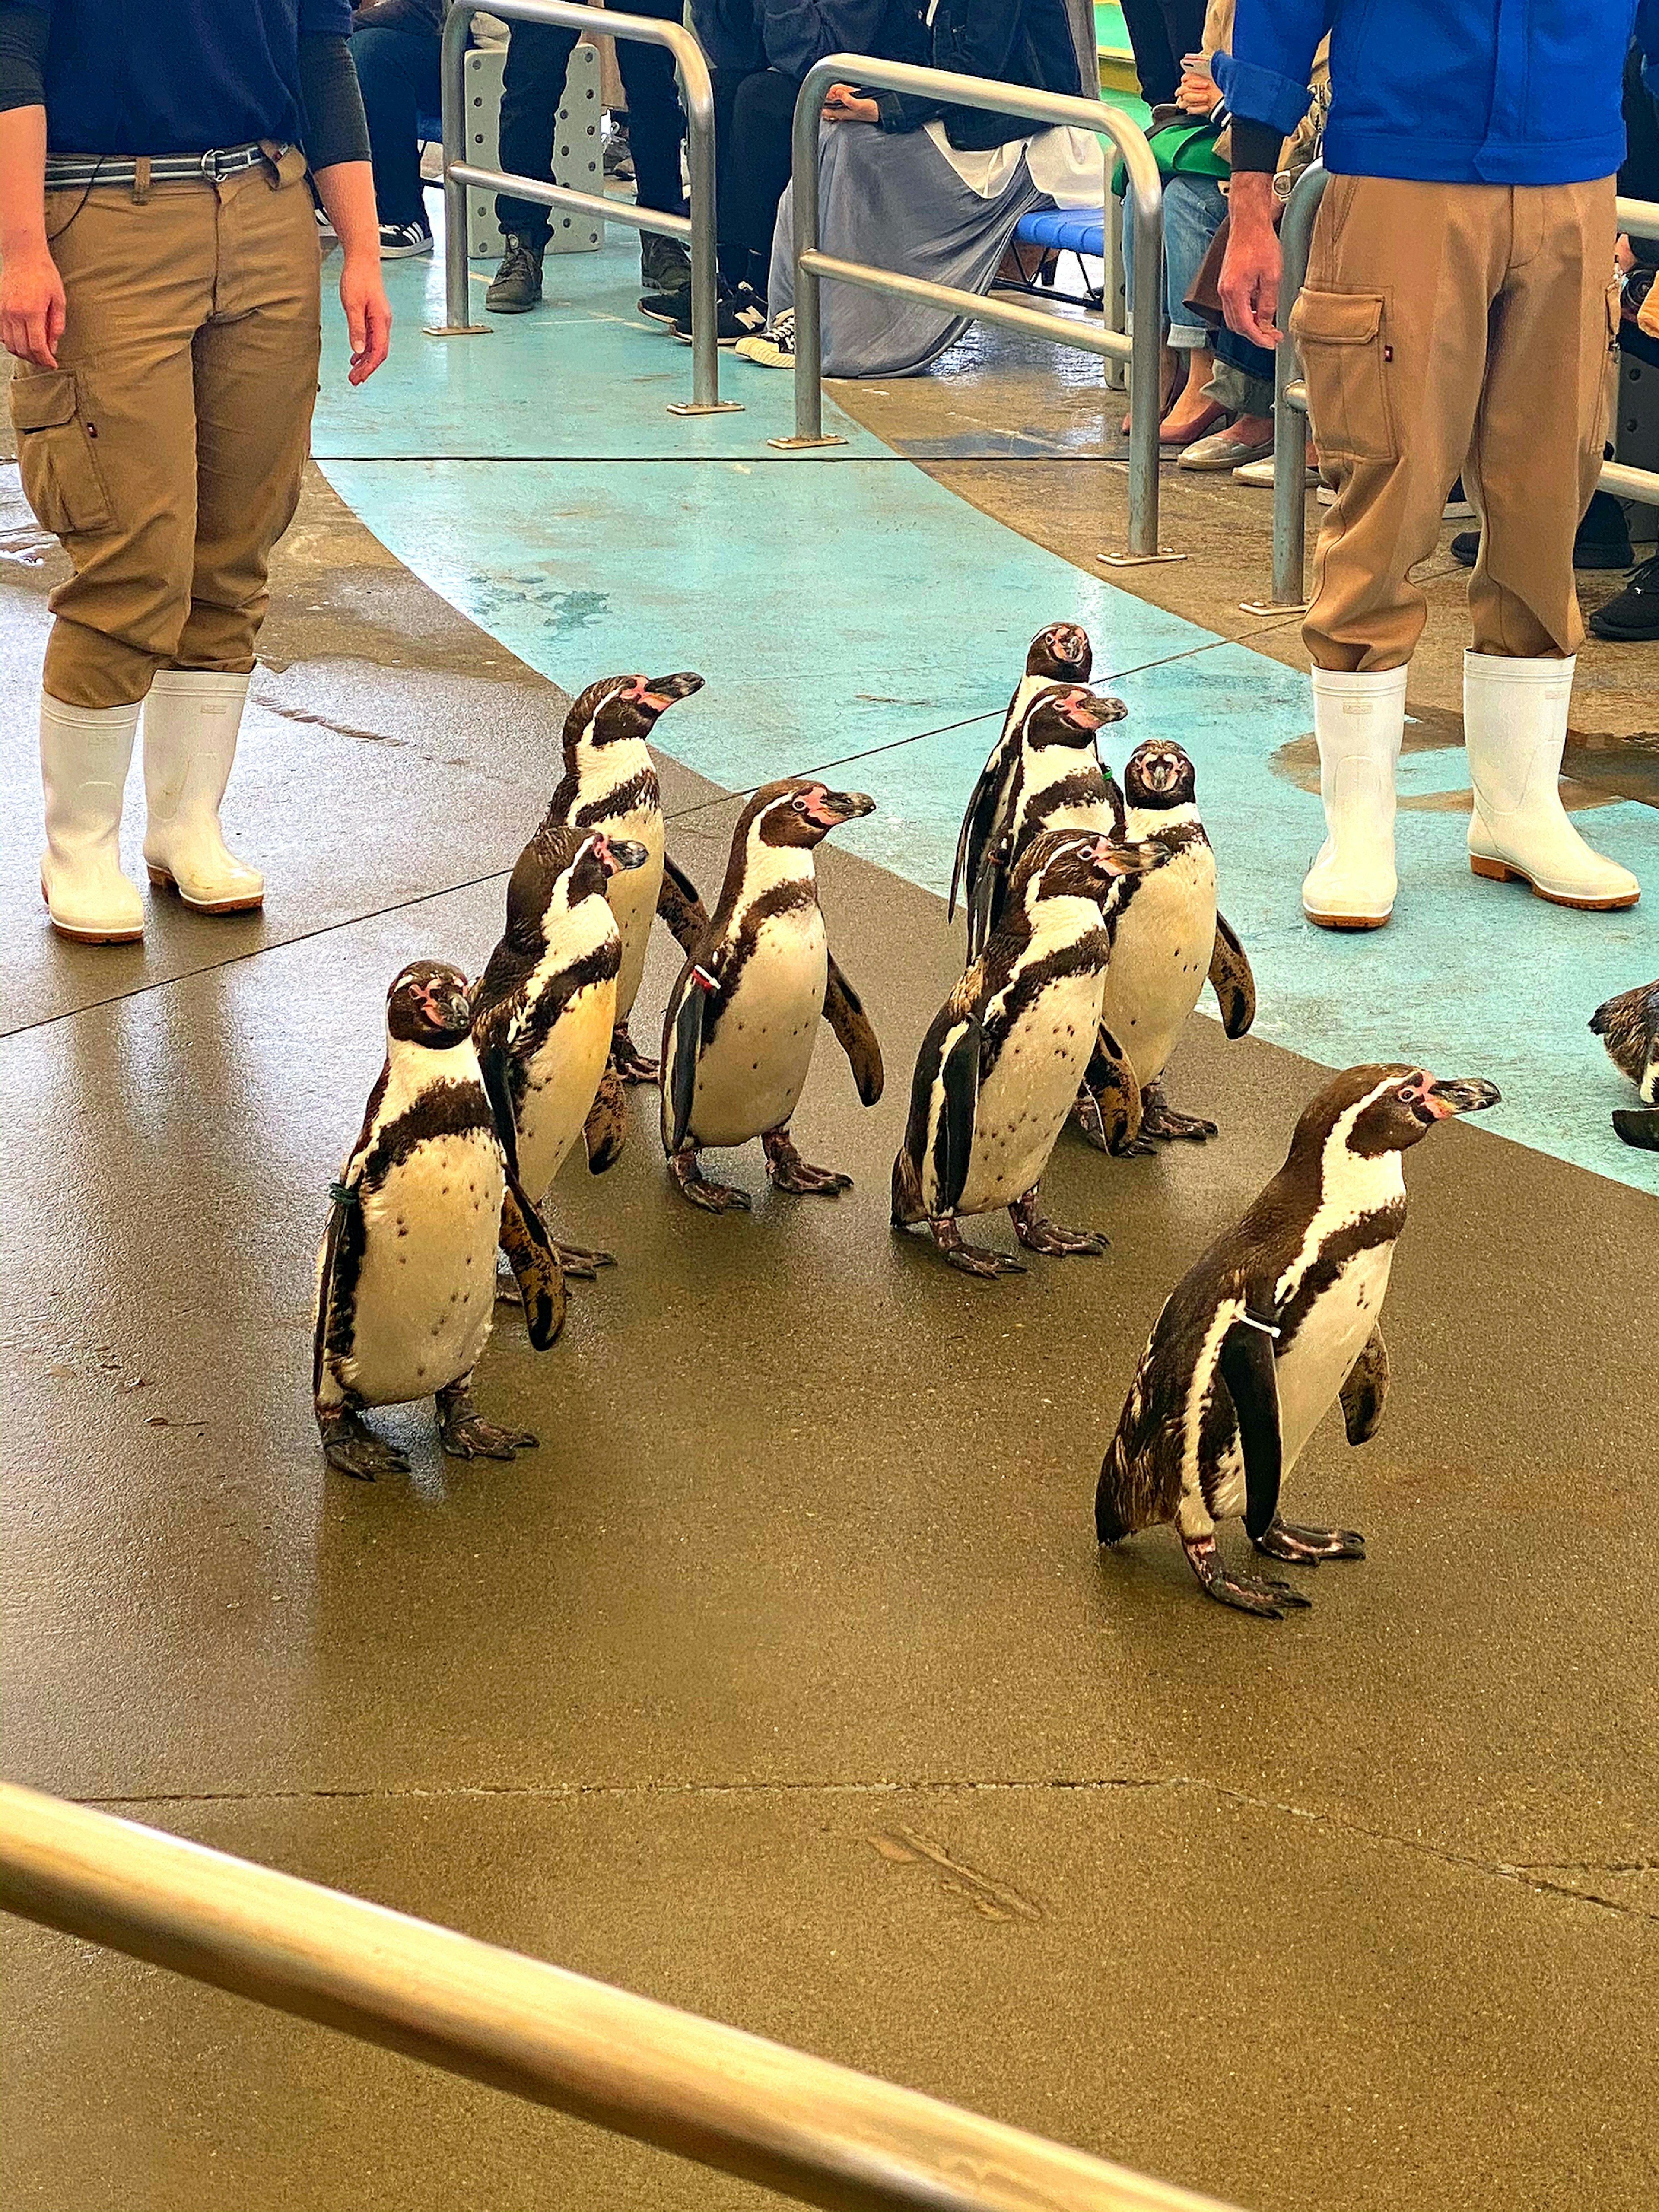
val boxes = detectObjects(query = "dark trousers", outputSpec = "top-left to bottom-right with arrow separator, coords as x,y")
1116,0 -> 1205,107
711,64 -> 798,291
498,6 -> 686,243
351,22 -> 442,231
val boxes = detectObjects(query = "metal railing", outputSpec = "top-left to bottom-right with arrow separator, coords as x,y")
1248,167 -> 1659,612
424,0 -> 741,416
772,56 -> 1179,566
0,1783 -> 1240,2212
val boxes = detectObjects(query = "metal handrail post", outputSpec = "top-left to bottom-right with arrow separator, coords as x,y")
423,0 -> 742,416
1240,161 -> 1325,616
768,54 -> 1181,561
0,1783 -> 1240,2212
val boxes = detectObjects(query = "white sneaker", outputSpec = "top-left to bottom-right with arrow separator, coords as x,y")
1301,665 -> 1408,930
379,220 -> 433,259
38,693 -> 145,942
142,669 -> 265,913
734,308 -> 795,366
1463,652 -> 1639,910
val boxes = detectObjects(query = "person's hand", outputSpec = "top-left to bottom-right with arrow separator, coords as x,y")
0,244 -> 65,368
340,250 -> 391,384
1175,70 -> 1218,114
822,84 -> 878,123
1617,234 -> 1637,274
1218,173 -> 1282,347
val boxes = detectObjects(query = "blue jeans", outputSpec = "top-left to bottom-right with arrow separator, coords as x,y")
1122,171 -> 1226,349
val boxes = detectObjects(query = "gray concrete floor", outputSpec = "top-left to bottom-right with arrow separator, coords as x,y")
2,405 -> 1657,2212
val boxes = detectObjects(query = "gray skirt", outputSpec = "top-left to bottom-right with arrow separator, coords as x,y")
768,119 -> 1049,378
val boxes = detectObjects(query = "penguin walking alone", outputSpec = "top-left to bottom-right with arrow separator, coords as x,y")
893,828 -> 1157,1278
1094,1062 -> 1500,1616
1590,979 -> 1659,1150
471,825 -> 648,1276
1092,738 -> 1257,1150
538,671 -> 710,1084
661,779 -> 884,1211
951,679 -> 1128,959
313,961 -> 563,1481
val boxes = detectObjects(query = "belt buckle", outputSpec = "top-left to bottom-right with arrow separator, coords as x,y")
198,148 -> 220,179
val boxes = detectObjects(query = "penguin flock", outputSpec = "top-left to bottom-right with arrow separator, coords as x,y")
314,626 -> 1511,1622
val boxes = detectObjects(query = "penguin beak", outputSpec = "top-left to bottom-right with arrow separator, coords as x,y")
1059,691 -> 1124,732
814,788 -> 876,825
642,671 -> 704,710
1422,1075 -> 1501,1119
601,836 -> 649,876
1096,838 -> 1160,877
426,982 -> 472,1034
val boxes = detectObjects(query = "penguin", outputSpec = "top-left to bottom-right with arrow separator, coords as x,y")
1091,737 -> 1257,1150
1590,979 -> 1659,1151
951,678 -> 1128,960
949,621 -> 1099,945
313,960 -> 563,1482
660,778 -> 884,1211
1094,1061 -> 1500,1616
539,671 -> 710,1084
470,824 -> 649,1277
893,827 -> 1158,1278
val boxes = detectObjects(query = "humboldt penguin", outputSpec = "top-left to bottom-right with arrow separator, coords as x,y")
1093,737 -> 1257,1150
952,679 -> 1128,959
471,825 -> 648,1276
893,827 -> 1157,1278
1095,1062 -> 1500,1615
660,779 -> 884,1211
540,671 -> 709,1084
313,960 -> 563,1481
1590,979 -> 1659,1150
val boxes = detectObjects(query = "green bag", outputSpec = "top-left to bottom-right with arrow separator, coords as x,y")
1111,119 -> 1229,199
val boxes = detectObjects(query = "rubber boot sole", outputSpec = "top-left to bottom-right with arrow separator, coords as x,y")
1302,906 -> 1392,931
146,862 -> 264,915
1468,854 -> 1640,910
40,880 -> 143,944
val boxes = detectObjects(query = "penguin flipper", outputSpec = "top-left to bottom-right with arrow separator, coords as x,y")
965,838 -> 1012,964
499,1180 -> 566,1351
949,728 -> 1019,925
1217,1314 -> 1284,1542
658,853 -> 710,954
583,1064 -> 626,1173
664,969 -> 709,1156
1209,914 -> 1257,1040
823,955 -> 884,1106
1085,1025 -> 1144,1154
934,1015 -> 983,1215
1339,1323 -> 1389,1445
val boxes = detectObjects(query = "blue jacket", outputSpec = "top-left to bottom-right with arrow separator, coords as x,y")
1214,0 -> 1659,185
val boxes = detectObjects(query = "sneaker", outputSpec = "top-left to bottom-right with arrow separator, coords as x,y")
603,124 -> 634,182
1588,551 -> 1659,641
670,280 -> 768,348
640,232 -> 691,294
378,218 -> 433,259
486,234 -> 544,313
1443,475 -> 1475,519
638,286 -> 690,326
734,309 -> 795,366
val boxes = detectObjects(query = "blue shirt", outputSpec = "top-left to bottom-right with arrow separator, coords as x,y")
14,0 -> 352,155
1214,0 -> 1659,186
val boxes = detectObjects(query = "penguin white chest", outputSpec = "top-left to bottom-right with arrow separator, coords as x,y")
339,1129 -> 505,1408
1100,843 -> 1216,1091
692,907 -> 827,1148
1274,1241 -> 1395,1473
958,966 -> 1105,1214
515,975 -> 617,1199
606,809 -> 666,1019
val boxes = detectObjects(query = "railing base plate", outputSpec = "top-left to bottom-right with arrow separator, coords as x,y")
423,323 -> 493,338
667,400 -> 746,416
1099,548 -> 1185,567
1239,597 -> 1308,616
767,432 -> 849,451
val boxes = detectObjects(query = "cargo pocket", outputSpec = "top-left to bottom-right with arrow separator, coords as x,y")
9,369 -> 114,535
1289,288 -> 1395,465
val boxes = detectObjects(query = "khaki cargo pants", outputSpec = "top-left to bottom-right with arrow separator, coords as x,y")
1291,173 -> 1618,671
10,146 -> 322,709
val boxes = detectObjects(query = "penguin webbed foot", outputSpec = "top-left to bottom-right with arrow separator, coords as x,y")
435,1383 -> 538,1462
1008,1189 -> 1106,1257
611,1021 -> 660,1086
668,1147 -> 753,1213
1181,1531 -> 1312,1618
763,1128 -> 853,1197
551,1239 -> 617,1278
1253,1516 -> 1365,1564
1140,1089 -> 1218,1144
928,1217 -> 1027,1279
318,1408 -> 410,1483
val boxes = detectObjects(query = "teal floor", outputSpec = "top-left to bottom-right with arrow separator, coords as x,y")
314,227 -> 1659,1197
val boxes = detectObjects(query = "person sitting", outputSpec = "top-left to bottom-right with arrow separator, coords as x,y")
745,0 -> 1101,375
1117,0 -> 1205,107
349,0 -> 443,258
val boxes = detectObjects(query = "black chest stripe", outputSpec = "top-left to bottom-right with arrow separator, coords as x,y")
983,933 -> 1110,1054
1276,1203 -> 1406,1350
509,942 -> 622,1101
703,879 -> 819,1047
574,769 -> 658,829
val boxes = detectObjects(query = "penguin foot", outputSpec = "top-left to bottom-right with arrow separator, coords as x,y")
929,1219 -> 1027,1278
1182,1532 -> 1312,1618
1141,1101 -> 1217,1144
1009,1190 -> 1106,1256
763,1129 -> 853,1196
551,1240 -> 617,1278
1254,1517 -> 1365,1564
436,1398 -> 539,1462
318,1408 -> 410,1483
611,1022 -> 660,1086
668,1149 -> 753,1212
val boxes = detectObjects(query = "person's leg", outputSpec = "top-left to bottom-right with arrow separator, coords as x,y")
1157,176 -> 1226,441
151,153 -> 322,913
495,19 -> 577,248
614,0 -> 687,219
710,64 -> 752,286
725,69 -> 802,297
1458,176 -> 1638,908
1117,0 -> 1179,106
350,23 -> 437,233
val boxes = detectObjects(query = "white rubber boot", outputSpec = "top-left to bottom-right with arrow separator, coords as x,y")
142,669 -> 264,913
39,693 -> 144,944
1300,664 -> 1407,929
1464,652 -> 1639,910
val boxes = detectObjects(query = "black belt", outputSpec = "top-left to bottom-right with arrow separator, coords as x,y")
44,142 -> 287,190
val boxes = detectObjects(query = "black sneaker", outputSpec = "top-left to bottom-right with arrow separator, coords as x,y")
638,286 -> 690,326
640,232 -> 691,294
603,124 -> 634,182
1452,491 -> 1634,574
670,280 -> 768,348
486,234 -> 544,314
378,218 -> 432,259
1588,552 -> 1659,641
